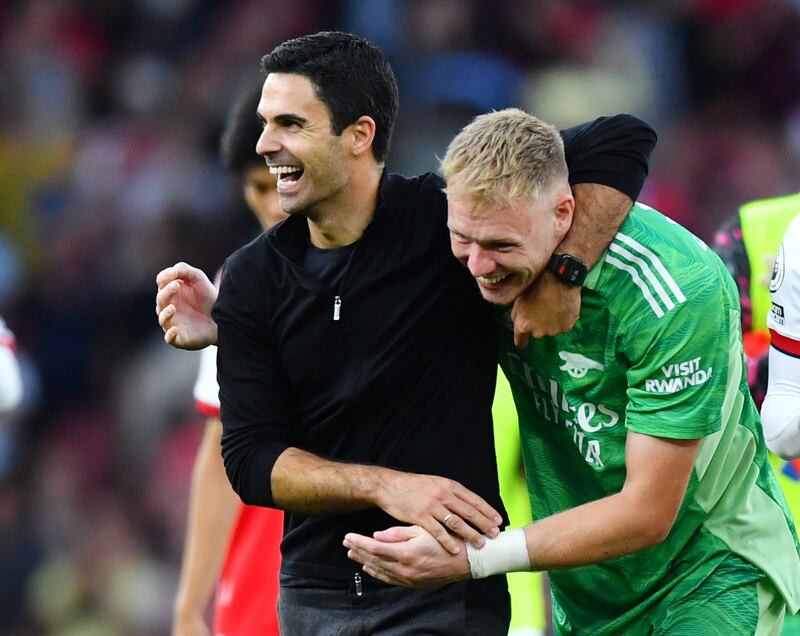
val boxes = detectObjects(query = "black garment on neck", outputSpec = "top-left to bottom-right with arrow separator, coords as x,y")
302,240 -> 355,291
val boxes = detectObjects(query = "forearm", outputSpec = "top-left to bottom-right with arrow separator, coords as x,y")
175,419 -> 239,619
522,490 -> 667,571
519,433 -> 696,571
557,183 -> 633,267
274,447 -> 501,553
271,447 -> 387,514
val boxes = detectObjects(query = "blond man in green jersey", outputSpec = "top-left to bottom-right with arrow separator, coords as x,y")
345,109 -> 800,635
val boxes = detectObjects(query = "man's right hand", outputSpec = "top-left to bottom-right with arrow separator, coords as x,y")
511,272 -> 582,348
374,470 -> 502,555
156,262 -> 219,350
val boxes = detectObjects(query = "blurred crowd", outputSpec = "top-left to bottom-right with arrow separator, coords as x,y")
1,1 -> 800,634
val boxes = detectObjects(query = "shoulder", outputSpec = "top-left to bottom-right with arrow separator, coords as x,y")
775,213 -> 800,285
224,232 -> 270,274
599,204 -> 735,324
216,233 -> 275,318
382,171 -> 446,210
376,172 -> 448,246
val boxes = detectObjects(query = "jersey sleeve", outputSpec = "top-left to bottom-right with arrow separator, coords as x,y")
213,251 -> 292,508
560,114 -> 657,202
193,345 -> 220,417
768,213 -> 800,352
621,271 -> 737,440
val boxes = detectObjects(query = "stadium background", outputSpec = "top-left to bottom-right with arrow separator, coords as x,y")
1,0 -> 799,634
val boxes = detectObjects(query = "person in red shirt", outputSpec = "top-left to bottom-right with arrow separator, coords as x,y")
164,84 -> 286,636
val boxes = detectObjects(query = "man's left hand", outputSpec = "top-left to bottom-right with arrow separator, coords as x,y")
511,273 -> 581,348
344,525 -> 471,589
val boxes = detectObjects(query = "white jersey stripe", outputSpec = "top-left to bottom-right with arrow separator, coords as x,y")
614,233 -> 687,303
608,242 -> 675,311
605,254 -> 665,317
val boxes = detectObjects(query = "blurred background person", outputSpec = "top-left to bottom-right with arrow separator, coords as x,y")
166,84 -> 285,636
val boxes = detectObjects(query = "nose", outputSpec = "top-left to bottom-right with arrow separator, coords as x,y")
466,246 -> 496,278
256,125 -> 281,157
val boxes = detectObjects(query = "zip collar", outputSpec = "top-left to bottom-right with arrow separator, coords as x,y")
265,171 -> 394,291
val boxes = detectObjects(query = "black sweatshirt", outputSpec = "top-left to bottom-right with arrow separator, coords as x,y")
213,115 -> 657,585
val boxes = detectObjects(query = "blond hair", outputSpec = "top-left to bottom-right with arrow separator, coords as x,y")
440,108 -> 567,209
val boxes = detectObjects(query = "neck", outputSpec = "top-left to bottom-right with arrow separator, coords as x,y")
307,163 -> 383,249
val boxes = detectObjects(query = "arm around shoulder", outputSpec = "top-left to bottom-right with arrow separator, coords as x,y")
562,113 -> 656,205
511,115 -> 658,343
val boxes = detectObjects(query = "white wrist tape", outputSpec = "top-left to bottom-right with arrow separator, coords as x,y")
466,528 -> 530,579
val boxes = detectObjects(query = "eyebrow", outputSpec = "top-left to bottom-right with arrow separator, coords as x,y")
449,226 -> 519,247
259,113 -> 308,127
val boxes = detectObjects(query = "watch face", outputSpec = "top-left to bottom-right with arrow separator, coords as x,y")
550,254 -> 587,286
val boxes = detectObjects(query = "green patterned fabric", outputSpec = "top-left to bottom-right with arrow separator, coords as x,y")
497,203 -> 800,634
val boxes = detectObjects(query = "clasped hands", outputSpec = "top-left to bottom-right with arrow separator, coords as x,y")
344,524 -> 472,589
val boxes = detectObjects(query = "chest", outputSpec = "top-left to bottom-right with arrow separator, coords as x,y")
497,300 -> 628,473
266,239 -> 491,424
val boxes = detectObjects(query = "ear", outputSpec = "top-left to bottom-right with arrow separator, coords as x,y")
554,191 -> 575,237
347,116 -> 377,158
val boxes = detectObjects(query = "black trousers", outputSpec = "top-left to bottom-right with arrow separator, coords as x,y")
278,574 -> 510,636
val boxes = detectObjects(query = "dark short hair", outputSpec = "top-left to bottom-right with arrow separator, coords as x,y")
220,83 -> 264,176
261,31 -> 399,163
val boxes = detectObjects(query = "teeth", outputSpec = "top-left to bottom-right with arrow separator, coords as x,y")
269,165 -> 302,176
478,274 -> 508,285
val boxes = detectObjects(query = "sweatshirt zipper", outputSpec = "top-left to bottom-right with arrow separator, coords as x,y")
331,246 -> 358,322
354,571 -> 363,597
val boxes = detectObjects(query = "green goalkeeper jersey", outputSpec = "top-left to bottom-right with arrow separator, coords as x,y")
497,203 -> 800,634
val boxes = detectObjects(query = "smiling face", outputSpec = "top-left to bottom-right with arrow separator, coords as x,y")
448,188 -> 574,305
255,73 -> 352,218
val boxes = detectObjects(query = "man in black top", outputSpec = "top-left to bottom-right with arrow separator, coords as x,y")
159,31 -> 656,635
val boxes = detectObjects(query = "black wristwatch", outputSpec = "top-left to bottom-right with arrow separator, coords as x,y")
547,253 -> 588,287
